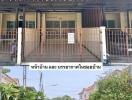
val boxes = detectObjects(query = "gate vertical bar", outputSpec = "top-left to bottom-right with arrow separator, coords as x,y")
125,28 -> 129,56
60,18 -> 63,61
15,7 -> 18,40
16,8 -> 18,63
127,10 -> 130,56
79,28 -> 83,61
100,26 -> 107,64
17,28 -> 22,65
40,12 -> 43,55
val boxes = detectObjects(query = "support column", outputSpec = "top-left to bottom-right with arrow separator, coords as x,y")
120,12 -> 128,28
126,11 -> 130,56
17,28 -> 22,65
15,8 -> 18,29
100,26 -> 107,64
35,11 -> 38,29
76,13 -> 82,43
40,12 -> 43,54
41,13 -> 46,54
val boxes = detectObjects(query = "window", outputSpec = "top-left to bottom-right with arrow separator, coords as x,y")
6,21 -> 16,39
46,21 -> 60,28
106,20 -> 115,28
61,21 -> 75,28
26,21 -> 35,28
46,21 -> 75,28
7,21 -> 16,28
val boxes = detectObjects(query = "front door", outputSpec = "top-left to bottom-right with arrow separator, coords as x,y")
46,20 -> 75,43
44,19 -> 76,61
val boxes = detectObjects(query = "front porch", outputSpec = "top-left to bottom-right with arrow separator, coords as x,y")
24,43 -> 100,62
23,28 -> 101,62
2,27 -> 132,65
0,28 -> 102,64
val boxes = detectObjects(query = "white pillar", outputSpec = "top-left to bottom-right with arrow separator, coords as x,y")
100,26 -> 107,63
17,28 -> 22,65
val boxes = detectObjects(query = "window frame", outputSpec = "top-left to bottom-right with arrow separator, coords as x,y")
106,20 -> 116,28
25,21 -> 35,28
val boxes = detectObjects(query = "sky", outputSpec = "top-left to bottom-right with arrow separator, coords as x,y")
3,66 -> 127,100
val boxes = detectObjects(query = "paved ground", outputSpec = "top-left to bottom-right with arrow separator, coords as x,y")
0,53 -> 11,63
110,55 -> 132,63
25,44 -> 101,62
1,42 -> 132,63
0,41 -> 16,65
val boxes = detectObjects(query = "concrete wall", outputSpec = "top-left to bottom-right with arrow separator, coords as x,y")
23,12 -> 82,57
0,13 -> 2,29
82,28 -> 101,59
76,13 -> 82,43
42,13 -> 46,42
129,12 -> 132,27
120,12 -> 128,28
45,12 -> 81,42
2,12 -> 36,28
25,12 -> 36,25
24,12 -> 40,57
2,13 -> 16,28
105,11 -> 132,28
45,12 -> 77,21
24,29 -> 40,57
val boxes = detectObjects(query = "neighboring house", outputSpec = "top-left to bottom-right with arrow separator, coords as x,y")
78,70 -> 122,100
79,83 -> 96,100
0,0 -> 132,64
1,73 -> 19,85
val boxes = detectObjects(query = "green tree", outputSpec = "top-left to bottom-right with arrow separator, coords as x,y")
51,95 -> 72,100
2,68 -> 10,74
37,91 -> 45,100
0,84 -> 19,100
51,97 -> 62,100
89,69 -> 132,100
0,84 -> 45,100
